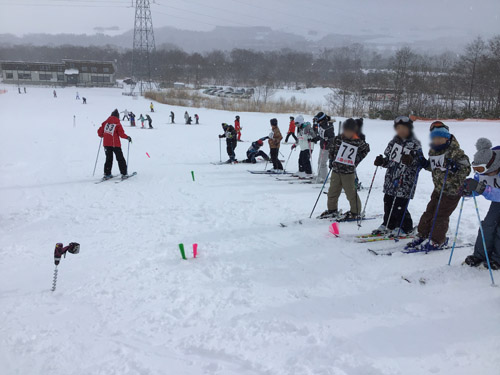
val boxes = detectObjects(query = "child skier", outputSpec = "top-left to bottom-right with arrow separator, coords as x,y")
268,118 -> 284,172
219,123 -> 238,163
285,116 -> 297,143
314,112 -> 336,184
235,115 -> 242,141
146,114 -> 153,129
244,138 -> 270,163
195,114 -> 199,124
405,121 -> 471,251
97,109 -> 132,179
372,116 -> 422,236
318,118 -> 370,220
462,138 -> 500,269
139,114 -> 145,128
150,102 -> 154,112
121,109 -> 129,121
184,111 -> 189,124
130,112 -> 136,127
291,115 -> 314,179
170,111 -> 175,124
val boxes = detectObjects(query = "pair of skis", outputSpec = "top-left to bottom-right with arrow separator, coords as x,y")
368,243 -> 474,256
95,172 -> 137,184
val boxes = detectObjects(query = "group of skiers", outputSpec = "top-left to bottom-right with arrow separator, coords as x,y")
222,112 -> 499,270
120,109 -> 153,129
181,111 -> 200,125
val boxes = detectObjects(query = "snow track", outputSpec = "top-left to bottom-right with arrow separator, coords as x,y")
1,85 -> 499,375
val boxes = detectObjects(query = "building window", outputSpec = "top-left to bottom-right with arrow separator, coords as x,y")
6,72 -> 13,79
18,72 -> 31,80
81,66 -> 88,72
91,67 -> 97,73
91,75 -> 110,83
103,67 -> 109,73
39,73 -> 52,81
57,74 -> 65,81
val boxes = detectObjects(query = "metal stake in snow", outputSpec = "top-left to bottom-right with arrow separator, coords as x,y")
73,115 -> 76,128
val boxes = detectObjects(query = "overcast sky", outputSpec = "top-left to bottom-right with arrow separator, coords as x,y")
0,0 -> 499,40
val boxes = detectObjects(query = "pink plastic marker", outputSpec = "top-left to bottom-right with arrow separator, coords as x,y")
193,243 -> 198,258
329,222 -> 340,237
146,152 -> 151,158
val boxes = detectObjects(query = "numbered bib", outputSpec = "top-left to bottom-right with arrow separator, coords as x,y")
429,154 -> 446,171
389,143 -> 403,163
104,123 -> 116,135
479,174 -> 500,188
335,142 -> 358,166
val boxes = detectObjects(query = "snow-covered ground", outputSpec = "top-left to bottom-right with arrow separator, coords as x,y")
1,85 -> 499,375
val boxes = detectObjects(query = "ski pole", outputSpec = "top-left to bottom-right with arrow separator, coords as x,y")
309,167 -> 332,218
447,196 -> 465,265
394,167 -> 421,242
359,166 -> 379,225
472,192 -> 495,285
127,140 -> 131,168
284,146 -> 294,172
426,167 -> 449,249
92,137 -> 103,176
219,138 -> 222,163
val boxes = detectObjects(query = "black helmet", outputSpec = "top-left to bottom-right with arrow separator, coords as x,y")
111,109 -> 119,118
315,112 -> 327,122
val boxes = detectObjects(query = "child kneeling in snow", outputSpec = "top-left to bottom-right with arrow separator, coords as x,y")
373,116 -> 423,236
244,137 -> 269,163
406,121 -> 470,251
462,138 -> 500,270
318,118 -> 370,221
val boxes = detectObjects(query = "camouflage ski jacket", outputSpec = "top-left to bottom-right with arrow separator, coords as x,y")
425,135 -> 471,196
329,134 -> 370,174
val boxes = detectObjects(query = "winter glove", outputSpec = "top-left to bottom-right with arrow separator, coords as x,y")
445,158 -> 459,173
219,134 -> 224,138
461,178 -> 486,196
400,153 -> 413,166
374,155 -> 385,167
417,155 -> 429,169
127,136 -> 132,143
291,144 -> 297,150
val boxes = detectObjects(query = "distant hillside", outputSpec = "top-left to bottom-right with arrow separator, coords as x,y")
0,26 -> 477,53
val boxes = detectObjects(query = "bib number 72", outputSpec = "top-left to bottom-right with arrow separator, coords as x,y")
335,142 -> 358,166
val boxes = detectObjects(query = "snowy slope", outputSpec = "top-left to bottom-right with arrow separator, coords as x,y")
0,85 -> 499,375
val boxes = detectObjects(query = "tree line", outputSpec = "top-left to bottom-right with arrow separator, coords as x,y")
1,35 -> 499,119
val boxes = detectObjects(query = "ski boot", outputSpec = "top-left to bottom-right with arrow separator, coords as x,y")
317,209 -> 339,220
405,235 -> 426,250
422,237 -> 449,252
340,211 -> 361,222
463,255 -> 483,268
102,174 -> 113,181
371,224 -> 388,236
489,260 -> 500,270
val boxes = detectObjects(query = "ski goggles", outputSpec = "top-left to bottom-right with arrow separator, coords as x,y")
394,116 -> 411,125
429,121 -> 449,131
472,152 -> 496,174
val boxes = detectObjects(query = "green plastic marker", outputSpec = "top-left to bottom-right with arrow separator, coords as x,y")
191,171 -> 195,181
178,243 -> 187,260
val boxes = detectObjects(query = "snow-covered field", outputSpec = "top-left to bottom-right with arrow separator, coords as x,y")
1,85 -> 499,375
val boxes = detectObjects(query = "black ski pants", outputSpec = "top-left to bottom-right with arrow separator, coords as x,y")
247,150 -> 269,163
226,140 -> 237,161
383,194 -> 413,233
270,148 -> 283,170
104,146 -> 127,176
285,132 -> 298,143
298,149 -> 312,174
473,201 -> 500,264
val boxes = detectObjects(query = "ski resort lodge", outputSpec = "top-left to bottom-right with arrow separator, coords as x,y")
0,59 -> 116,87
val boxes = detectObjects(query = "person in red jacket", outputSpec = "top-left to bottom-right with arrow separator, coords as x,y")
285,116 -> 297,143
235,115 -> 242,141
97,109 -> 132,179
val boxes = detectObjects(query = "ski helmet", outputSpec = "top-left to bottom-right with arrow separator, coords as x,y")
257,139 -> 264,146
111,109 -> 119,118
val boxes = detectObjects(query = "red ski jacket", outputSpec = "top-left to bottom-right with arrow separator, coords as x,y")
234,119 -> 241,132
98,116 -> 129,147
288,120 -> 296,133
